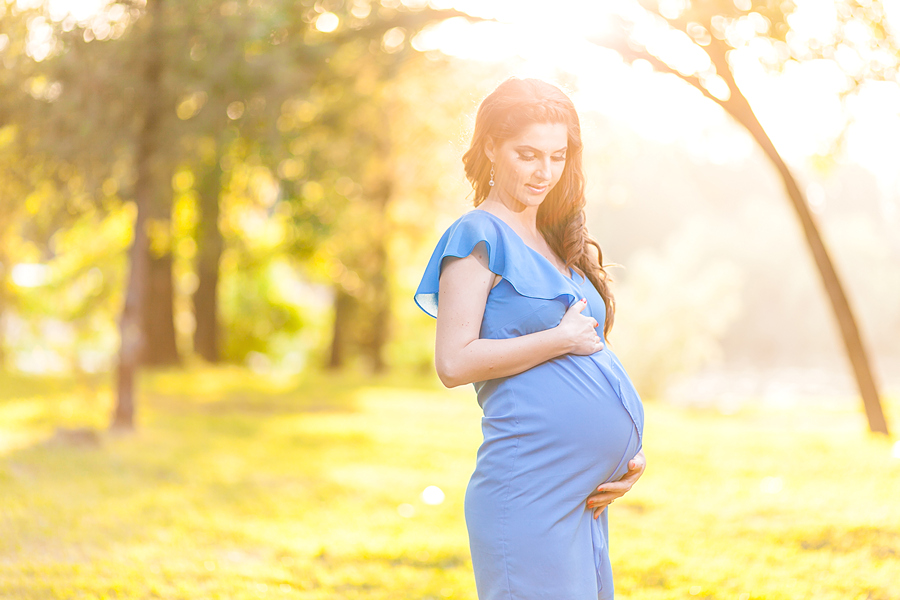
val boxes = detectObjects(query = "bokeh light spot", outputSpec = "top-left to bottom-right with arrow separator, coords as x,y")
177,92 -> 207,120
226,101 -> 245,120
420,485 -> 445,505
382,27 -> 406,53
316,12 -> 339,33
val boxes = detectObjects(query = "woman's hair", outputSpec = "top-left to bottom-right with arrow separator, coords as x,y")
462,77 -> 615,337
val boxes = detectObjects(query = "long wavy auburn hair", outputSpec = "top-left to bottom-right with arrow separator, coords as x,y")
461,77 -> 616,338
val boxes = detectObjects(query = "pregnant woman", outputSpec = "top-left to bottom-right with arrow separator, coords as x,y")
414,78 -> 646,599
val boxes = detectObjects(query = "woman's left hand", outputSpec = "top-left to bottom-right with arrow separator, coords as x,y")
586,450 -> 646,519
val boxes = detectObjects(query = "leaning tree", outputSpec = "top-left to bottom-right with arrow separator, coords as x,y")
592,0 -> 893,434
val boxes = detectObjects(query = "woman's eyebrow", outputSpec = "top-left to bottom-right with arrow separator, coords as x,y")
514,145 -> 568,154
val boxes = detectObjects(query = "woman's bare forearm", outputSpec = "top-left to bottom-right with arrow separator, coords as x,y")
436,326 -> 571,388
434,250 -> 600,388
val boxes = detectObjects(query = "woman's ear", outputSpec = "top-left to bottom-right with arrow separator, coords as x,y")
484,137 -> 497,163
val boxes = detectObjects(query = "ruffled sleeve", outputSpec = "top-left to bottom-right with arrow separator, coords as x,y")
414,210 -> 579,318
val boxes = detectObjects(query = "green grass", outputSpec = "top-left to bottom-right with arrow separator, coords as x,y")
0,367 -> 898,599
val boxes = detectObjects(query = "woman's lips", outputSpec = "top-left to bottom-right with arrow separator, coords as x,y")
526,183 -> 548,194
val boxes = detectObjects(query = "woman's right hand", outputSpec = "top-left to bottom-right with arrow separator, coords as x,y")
557,298 -> 604,355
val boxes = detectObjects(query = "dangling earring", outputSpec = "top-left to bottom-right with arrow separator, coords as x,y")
489,163 -> 495,187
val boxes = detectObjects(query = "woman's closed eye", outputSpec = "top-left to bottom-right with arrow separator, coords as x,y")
517,153 -> 566,162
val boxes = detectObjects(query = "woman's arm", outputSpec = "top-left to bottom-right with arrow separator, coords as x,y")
434,242 -> 603,388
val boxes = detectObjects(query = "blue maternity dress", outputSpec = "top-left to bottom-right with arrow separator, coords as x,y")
415,209 -> 644,600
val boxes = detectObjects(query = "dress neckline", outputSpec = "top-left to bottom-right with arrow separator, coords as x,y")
473,209 -> 579,283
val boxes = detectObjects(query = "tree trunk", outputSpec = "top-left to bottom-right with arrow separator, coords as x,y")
591,29 -> 890,435
114,201 -> 150,430
142,252 -> 180,365
362,180 -> 392,374
193,145 -> 223,362
730,98 -> 890,435
327,288 -> 354,370
703,35 -> 889,436
365,244 -> 390,374
112,0 -> 166,430
138,32 -> 178,367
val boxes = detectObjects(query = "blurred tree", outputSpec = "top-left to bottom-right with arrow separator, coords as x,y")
0,7 -> 53,369
173,9 -> 276,364
1,0 -> 180,370
192,139 -> 225,362
311,55 -> 399,373
592,0 -> 894,435
0,136 -> 128,374
164,0 -> 473,370
0,6 -> 124,372
2,0 -> 471,424
114,0 -> 166,429
263,4 -> 474,372
301,50 -> 454,372
0,140 -> 30,370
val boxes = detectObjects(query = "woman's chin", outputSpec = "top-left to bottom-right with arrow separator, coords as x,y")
516,193 -> 549,207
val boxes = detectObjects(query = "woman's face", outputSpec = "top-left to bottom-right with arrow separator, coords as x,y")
485,121 -> 568,210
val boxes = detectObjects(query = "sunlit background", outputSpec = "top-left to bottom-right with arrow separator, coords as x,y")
5,0 -> 899,400
1,0 -> 900,598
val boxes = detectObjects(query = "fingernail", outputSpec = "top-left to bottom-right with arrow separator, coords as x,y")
596,487 -> 604,492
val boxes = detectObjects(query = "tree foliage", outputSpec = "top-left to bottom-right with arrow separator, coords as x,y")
0,0 -> 476,427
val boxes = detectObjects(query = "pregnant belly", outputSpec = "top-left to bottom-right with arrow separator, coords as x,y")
473,354 -> 640,503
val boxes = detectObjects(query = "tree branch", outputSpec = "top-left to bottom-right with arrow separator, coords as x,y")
588,35 -> 727,109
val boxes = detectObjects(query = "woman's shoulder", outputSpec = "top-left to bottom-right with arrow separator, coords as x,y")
415,208 -> 579,317
414,210 -> 518,317
446,208 -> 504,234
432,209 -> 514,257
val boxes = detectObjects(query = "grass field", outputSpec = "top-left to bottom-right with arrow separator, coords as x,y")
1,367 -> 898,599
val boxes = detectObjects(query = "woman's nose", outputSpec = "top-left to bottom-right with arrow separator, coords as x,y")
535,157 -> 551,179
